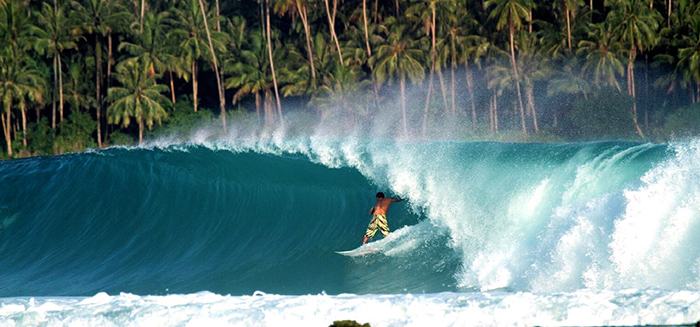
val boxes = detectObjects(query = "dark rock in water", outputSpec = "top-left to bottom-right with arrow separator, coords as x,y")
329,320 -> 370,327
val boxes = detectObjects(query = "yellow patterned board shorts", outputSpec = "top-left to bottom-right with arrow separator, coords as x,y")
365,214 -> 390,239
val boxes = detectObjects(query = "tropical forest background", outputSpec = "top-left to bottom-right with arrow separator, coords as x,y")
1,0 -> 700,159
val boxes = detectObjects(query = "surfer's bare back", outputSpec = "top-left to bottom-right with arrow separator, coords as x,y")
363,192 -> 403,245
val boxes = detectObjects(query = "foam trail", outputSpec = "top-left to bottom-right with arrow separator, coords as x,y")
1,289 -> 699,327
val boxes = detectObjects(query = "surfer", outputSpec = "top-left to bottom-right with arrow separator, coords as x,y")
363,192 -> 403,245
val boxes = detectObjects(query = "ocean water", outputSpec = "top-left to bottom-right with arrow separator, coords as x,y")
2,132 -> 700,326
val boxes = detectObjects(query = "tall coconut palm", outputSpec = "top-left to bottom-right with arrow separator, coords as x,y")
485,0 -> 531,134
35,0 -> 80,129
64,54 -> 93,114
0,46 -> 45,156
273,0 -> 317,86
70,0 -> 125,148
196,0 -> 228,129
608,0 -> 661,138
224,31 -> 274,124
676,15 -> 700,102
107,61 -> 170,144
323,0 -> 344,66
264,0 -> 283,122
170,0 -> 211,113
555,0 -> 584,51
311,62 -> 371,127
371,21 -> 425,135
577,22 -> 625,91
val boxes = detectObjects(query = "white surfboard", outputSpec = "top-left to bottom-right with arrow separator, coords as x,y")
335,247 -> 379,257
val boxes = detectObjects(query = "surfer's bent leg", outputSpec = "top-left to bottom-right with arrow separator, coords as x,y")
376,214 -> 390,237
365,215 -> 380,239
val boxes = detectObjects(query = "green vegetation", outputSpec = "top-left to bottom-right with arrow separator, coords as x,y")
1,0 -> 699,159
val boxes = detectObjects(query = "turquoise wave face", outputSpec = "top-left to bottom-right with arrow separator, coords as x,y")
2,140 -> 697,297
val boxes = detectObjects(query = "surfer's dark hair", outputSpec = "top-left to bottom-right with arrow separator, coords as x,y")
376,192 -> 385,199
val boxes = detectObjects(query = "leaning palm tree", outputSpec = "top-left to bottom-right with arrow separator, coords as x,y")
196,0 -> 228,129
0,46 -> 45,156
371,21 -> 425,136
35,0 -> 80,128
608,0 -> 661,138
273,0 -> 317,86
577,22 -> 625,92
485,0 -> 532,134
107,61 -> 170,145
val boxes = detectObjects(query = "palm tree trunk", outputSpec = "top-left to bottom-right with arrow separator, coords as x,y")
400,77 -> 408,136
2,109 -> 11,156
466,67 -> 476,125
362,0 -> 371,56
21,105 -> 27,147
527,85 -> 538,132
192,61 -> 198,112
509,19 -> 527,134
494,92 -> 499,133
489,93 -> 494,133
52,56 -> 57,129
667,0 -> 671,28
138,118 -> 143,144
437,68 -> 448,113
266,0 -> 283,122
373,0 -> 379,23
628,49 -> 644,138
324,0 -> 344,65
422,62 -> 435,136
198,0 -> 227,130
169,71 -> 176,104
566,5 -> 572,51
450,57 -> 456,114
298,5 -> 316,83
255,92 -> 261,123
107,33 -> 113,91
95,36 -> 102,148
140,0 -> 145,34
58,54 -> 64,124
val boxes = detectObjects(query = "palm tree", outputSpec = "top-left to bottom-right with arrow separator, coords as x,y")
196,0 -> 228,129
70,0 -> 125,148
0,46 -> 45,156
311,62 -> 371,127
409,0 -> 456,123
170,0 -> 211,113
608,0 -> 661,138
273,0 -> 317,86
555,0 -> 584,51
120,11 -> 185,105
371,21 -> 425,135
676,15 -> 700,102
485,0 -> 531,134
458,32 -> 489,125
64,54 -> 93,114
577,22 -> 625,91
264,0 -> 283,122
107,61 -> 170,144
224,31 -> 274,124
35,0 -> 80,129
0,0 -> 38,51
